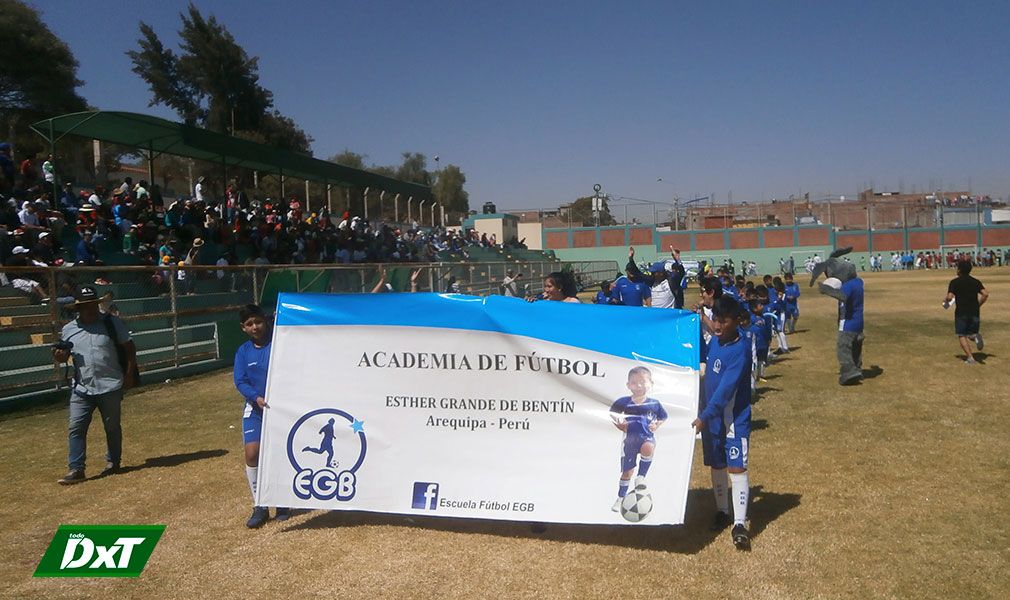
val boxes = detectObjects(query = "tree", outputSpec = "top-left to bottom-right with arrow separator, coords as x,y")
0,0 -> 87,155
395,152 -> 431,186
0,0 -> 86,115
127,4 -> 311,153
567,195 -> 616,227
432,165 -> 469,224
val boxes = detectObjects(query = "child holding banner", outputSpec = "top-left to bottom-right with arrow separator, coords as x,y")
609,367 -> 668,511
694,296 -> 753,549
233,304 -> 290,528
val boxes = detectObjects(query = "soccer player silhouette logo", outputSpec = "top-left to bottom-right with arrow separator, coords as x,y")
302,417 -> 338,468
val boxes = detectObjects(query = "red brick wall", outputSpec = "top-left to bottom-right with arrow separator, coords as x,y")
871,232 -> 902,251
658,233 -> 691,252
695,232 -> 725,251
599,229 -> 625,246
572,231 -> 596,248
909,231 -> 940,250
945,229 -> 977,246
983,228 -> 1010,246
629,228 -> 653,245
764,229 -> 794,248
836,232 -> 868,252
728,230 -> 760,249
545,231 -> 568,249
797,227 -> 829,245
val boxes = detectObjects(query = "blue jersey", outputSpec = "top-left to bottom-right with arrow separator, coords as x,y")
610,396 -> 668,437
594,291 -> 611,305
721,285 -> 738,299
839,278 -> 864,333
234,340 -> 271,410
784,282 -> 800,308
610,276 -> 630,303
768,293 -> 785,315
619,281 -> 652,307
700,334 -> 752,438
750,312 -> 771,351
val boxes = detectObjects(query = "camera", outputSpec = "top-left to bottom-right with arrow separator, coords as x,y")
53,340 -> 73,352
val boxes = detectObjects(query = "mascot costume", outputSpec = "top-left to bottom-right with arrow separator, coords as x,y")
810,247 -> 865,385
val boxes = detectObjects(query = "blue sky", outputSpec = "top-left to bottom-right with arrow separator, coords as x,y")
39,1 -> 1010,210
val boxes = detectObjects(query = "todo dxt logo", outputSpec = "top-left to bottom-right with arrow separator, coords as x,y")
287,408 -> 367,501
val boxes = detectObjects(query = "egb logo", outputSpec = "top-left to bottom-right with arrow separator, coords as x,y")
34,525 -> 165,577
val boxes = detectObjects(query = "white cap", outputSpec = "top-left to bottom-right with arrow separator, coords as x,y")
12,245 -> 28,254
39,231 -> 50,239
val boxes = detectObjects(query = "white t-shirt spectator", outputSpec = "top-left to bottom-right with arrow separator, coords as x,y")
194,182 -> 205,203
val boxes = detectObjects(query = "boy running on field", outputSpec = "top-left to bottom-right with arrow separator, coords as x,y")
694,296 -> 753,549
944,259 -> 989,364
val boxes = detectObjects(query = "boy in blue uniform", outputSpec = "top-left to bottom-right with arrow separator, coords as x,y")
783,272 -> 801,334
619,276 -> 652,307
609,367 -> 667,511
594,281 -> 614,305
749,293 -> 772,383
233,304 -> 290,528
694,296 -> 753,549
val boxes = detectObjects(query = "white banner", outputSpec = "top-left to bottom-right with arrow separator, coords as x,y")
257,293 -> 700,525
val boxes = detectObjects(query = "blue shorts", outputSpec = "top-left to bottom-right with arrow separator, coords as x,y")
242,403 -> 263,445
785,307 -> 799,318
621,433 -> 655,472
701,431 -> 748,469
954,315 -> 980,337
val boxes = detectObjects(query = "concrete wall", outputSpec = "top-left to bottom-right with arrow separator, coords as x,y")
547,223 -> 1010,274
517,222 -> 543,250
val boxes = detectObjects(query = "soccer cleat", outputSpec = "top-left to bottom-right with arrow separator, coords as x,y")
965,358 -> 977,365
58,470 -> 86,485
974,333 -> 984,351
612,498 -> 622,512
274,507 -> 291,521
731,524 -> 751,549
634,475 -> 647,490
100,462 -> 120,477
709,511 -> 731,531
246,506 -> 269,529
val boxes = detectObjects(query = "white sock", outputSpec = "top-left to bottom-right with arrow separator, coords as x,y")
245,466 -> 258,502
778,330 -> 789,351
711,469 -> 729,513
729,471 -> 750,526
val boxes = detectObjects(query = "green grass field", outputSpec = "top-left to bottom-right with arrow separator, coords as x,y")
2,269 -> 1008,599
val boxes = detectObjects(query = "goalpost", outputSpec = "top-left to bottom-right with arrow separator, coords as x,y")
939,244 -> 979,268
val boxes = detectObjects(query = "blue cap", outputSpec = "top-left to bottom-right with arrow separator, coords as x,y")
648,261 -> 666,273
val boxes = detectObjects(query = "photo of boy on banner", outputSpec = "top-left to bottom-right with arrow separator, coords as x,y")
609,366 -> 667,512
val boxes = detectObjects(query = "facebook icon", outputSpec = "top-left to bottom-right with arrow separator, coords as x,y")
411,482 -> 439,510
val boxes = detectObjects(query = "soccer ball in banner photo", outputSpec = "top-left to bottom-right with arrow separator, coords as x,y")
620,488 -> 653,523
286,408 -> 367,502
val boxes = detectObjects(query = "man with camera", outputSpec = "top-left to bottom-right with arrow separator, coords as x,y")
54,285 -> 137,485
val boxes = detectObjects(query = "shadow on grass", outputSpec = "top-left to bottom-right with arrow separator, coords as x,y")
954,352 -> 995,364
861,365 -> 884,379
111,448 -> 229,476
749,485 -> 802,539
751,418 -> 769,431
282,487 -> 801,554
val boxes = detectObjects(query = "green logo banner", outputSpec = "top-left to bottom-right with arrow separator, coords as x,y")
34,525 -> 165,578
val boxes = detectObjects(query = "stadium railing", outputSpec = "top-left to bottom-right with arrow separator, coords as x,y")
0,258 -> 618,408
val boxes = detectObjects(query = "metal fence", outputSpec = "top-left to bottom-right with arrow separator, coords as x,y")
0,259 -> 618,405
